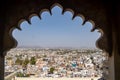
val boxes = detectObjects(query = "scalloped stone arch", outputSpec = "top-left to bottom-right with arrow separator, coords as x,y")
3,1 -> 112,56
1,1 -> 120,80
1,0 -> 119,80
9,4 -> 109,78
8,3 -> 108,56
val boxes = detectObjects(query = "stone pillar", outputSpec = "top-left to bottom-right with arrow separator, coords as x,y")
109,44 -> 120,80
114,47 -> 120,80
108,54 -> 115,80
108,31 -> 120,80
0,55 -> 5,80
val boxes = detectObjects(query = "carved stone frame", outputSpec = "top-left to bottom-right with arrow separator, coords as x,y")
3,1 -> 112,56
0,0 -> 115,80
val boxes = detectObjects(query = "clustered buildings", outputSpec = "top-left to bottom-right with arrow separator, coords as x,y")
5,48 -> 108,78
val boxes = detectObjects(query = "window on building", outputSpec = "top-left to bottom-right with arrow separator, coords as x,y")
5,6 -> 109,80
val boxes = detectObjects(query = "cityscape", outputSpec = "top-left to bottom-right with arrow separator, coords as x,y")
5,47 -> 109,80
4,6 -> 107,80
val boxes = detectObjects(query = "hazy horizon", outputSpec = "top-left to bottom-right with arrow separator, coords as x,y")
16,45 -> 97,49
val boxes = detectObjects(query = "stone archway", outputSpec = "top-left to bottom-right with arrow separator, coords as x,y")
0,0 -> 119,80
1,0 -> 112,56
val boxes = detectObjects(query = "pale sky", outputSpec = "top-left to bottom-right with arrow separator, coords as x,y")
12,6 -> 101,48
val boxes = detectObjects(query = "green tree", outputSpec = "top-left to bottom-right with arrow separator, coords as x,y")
15,58 -> 23,65
50,67 -> 55,74
6,57 -> 12,60
22,58 -> 29,67
16,72 -> 30,77
43,55 -> 47,57
30,57 -> 36,65
16,72 -> 24,77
